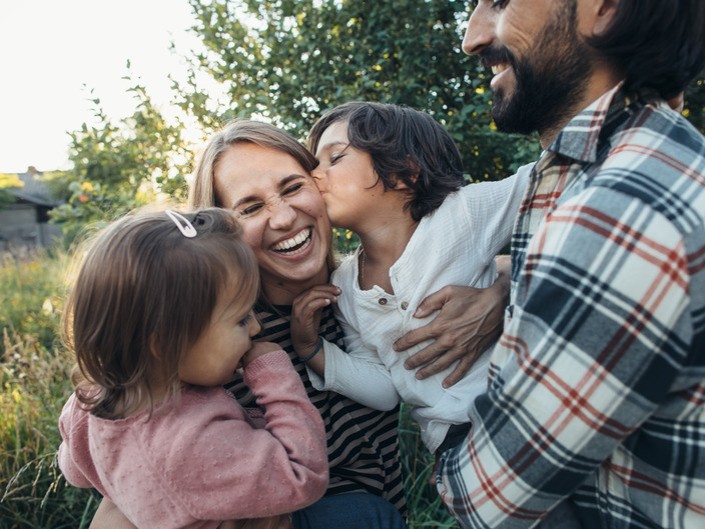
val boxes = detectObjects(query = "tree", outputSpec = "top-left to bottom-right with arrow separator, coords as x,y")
177,0 -> 540,182
50,80 -> 190,242
0,173 -> 23,209
684,75 -> 705,133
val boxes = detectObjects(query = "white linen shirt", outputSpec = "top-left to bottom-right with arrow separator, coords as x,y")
307,165 -> 532,452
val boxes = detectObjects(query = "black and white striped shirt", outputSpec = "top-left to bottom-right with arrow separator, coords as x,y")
225,302 -> 406,514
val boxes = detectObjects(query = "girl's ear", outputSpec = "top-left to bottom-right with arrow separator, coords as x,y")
149,335 -> 162,359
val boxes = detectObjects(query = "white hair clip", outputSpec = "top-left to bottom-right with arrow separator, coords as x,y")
165,210 -> 197,238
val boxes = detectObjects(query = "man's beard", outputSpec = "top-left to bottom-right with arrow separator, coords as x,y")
483,4 -> 592,136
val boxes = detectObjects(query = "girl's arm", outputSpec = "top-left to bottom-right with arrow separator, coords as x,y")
94,349 -> 328,525
172,348 -> 328,521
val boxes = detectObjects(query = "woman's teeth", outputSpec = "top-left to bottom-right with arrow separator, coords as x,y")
273,228 -> 312,253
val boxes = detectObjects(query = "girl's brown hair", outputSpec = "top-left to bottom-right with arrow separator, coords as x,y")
63,207 -> 259,419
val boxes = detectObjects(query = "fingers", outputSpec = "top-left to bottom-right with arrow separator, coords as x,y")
292,285 -> 340,311
394,325 -> 436,353
413,285 -> 461,318
406,341 -> 478,385
443,356 -> 475,388
291,285 -> 340,353
406,346 -> 479,387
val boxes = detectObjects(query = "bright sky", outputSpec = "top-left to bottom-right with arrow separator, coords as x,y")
1,0 -> 202,173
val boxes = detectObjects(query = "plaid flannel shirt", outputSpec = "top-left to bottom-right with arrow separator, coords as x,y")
438,83 -> 705,529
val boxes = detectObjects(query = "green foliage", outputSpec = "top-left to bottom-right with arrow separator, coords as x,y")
1,330 -> 100,528
0,173 -> 23,210
332,228 -> 360,256
684,75 -> 705,133
0,250 -> 66,354
398,406 -> 457,528
50,79 -> 191,243
0,253 -> 100,528
179,0 -> 539,181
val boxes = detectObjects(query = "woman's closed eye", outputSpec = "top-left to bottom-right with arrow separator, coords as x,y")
238,202 -> 264,216
282,182 -> 304,196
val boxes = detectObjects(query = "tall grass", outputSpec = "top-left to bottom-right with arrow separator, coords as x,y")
0,251 -> 456,528
1,251 -> 100,528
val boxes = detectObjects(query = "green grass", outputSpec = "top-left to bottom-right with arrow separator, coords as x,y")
1,251 -> 101,528
0,251 -> 456,528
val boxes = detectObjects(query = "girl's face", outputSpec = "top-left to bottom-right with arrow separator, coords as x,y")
311,120 -> 384,231
213,143 -> 331,297
178,288 -> 260,387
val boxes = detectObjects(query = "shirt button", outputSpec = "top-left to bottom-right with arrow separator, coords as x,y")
378,298 -> 388,305
401,302 -> 409,310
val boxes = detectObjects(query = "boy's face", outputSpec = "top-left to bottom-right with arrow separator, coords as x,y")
311,120 -> 391,231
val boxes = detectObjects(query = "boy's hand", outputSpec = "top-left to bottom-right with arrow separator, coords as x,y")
290,284 -> 339,357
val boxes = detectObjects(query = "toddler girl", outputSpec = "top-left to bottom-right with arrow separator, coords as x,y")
57,207 -> 328,529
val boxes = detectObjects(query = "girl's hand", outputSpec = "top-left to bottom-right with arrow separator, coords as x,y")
290,284 -> 339,372
242,341 -> 282,367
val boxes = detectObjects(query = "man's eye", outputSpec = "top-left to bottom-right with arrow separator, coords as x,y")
491,0 -> 508,8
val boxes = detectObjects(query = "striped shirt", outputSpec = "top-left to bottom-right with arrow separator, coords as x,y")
438,83 -> 705,528
225,302 -> 406,514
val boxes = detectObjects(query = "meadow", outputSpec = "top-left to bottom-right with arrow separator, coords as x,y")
0,249 -> 455,528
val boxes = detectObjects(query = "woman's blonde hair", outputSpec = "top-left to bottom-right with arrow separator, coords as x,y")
64,207 -> 259,419
189,119 -> 318,209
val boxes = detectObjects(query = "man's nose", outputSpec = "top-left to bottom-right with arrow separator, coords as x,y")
463,4 -> 495,56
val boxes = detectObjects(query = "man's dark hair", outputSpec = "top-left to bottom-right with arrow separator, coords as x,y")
309,101 -> 465,221
588,0 -> 705,99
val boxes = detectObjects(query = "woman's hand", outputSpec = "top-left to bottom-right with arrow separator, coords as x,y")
393,256 -> 510,388
290,284 -> 340,374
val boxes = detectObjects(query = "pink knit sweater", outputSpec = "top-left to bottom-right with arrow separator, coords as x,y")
58,350 -> 328,529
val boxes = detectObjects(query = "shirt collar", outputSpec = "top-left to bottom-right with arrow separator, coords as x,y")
547,81 -> 650,164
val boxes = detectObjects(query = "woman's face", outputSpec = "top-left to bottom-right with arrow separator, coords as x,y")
213,142 -> 331,296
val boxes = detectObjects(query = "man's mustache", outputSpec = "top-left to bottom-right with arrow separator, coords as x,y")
478,46 -> 514,70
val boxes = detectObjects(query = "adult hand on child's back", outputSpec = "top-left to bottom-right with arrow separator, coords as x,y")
394,284 -> 505,388
394,255 -> 509,387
